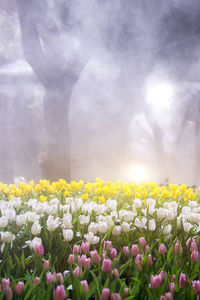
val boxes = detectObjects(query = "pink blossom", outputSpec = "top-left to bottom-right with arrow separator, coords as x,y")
100,288 -> 110,300
81,280 -> 89,294
102,259 -> 112,272
111,293 -> 122,300
5,287 -> 12,299
2,279 -> 10,289
169,282 -> 175,296
68,254 -> 75,264
145,245 -> 150,253
179,273 -> 186,288
159,243 -> 167,254
147,255 -> 153,266
34,277 -> 40,285
73,245 -> 80,254
110,248 -> 117,259
35,244 -> 44,256
192,280 -> 200,295
174,240 -> 182,255
81,242 -> 90,254
151,274 -> 162,289
131,244 -> 139,256
123,288 -> 129,297
43,260 -> 50,269
91,250 -> 101,263
74,267 -> 82,278
57,273 -> 64,284
16,281 -> 24,295
191,250 -> 199,262
103,241 -> 112,250
54,285 -> 66,300
123,246 -> 129,256
46,272 -> 54,285
139,237 -> 147,248
171,274 -> 176,283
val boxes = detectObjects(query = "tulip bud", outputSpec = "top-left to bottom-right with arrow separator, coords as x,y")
139,237 -> 146,248
179,273 -> 186,288
147,255 -> 153,266
102,259 -> 112,272
43,260 -> 50,269
34,277 -> 40,285
35,244 -> 44,256
54,285 -> 66,300
81,280 -> 89,294
131,244 -> 139,256
123,246 -> 129,256
191,250 -> 199,262
159,243 -> 167,254
100,288 -> 110,300
16,282 -> 24,295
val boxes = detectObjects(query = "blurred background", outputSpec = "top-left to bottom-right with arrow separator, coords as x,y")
0,0 -> 200,185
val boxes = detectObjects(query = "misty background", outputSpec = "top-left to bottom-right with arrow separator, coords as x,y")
0,0 -> 200,185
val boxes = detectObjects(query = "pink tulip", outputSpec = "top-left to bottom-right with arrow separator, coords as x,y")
111,293 -> 122,300
123,246 -> 129,256
159,243 -> 167,254
43,260 -> 50,269
16,281 -> 24,295
174,240 -> 182,255
190,240 -> 198,252
81,242 -> 90,254
171,274 -> 176,283
145,245 -> 150,253
191,250 -> 199,262
147,255 -> 153,266
73,245 -> 80,254
179,273 -> 186,288
100,288 -> 110,300
57,273 -> 64,284
54,285 -> 66,300
91,250 -> 101,263
103,250 -> 107,259
110,248 -> 117,259
5,287 -> 12,299
192,280 -> 200,295
102,259 -> 112,272
169,282 -> 175,296
34,277 -> 40,284
164,292 -> 173,300
151,274 -> 162,289
46,272 -> 53,285
103,241 -> 112,249
2,279 -> 10,289
131,244 -> 139,256
35,243 -> 44,256
68,254 -> 75,264
74,267 -> 82,278
81,280 -> 89,294
160,296 -> 166,300
139,237 -> 147,248
114,268 -> 119,278
123,288 -> 129,297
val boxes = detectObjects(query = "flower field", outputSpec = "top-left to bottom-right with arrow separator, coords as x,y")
0,179 -> 200,299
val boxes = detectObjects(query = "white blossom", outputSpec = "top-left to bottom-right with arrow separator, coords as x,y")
112,225 -> 121,236
46,216 -> 59,231
63,229 -> 74,241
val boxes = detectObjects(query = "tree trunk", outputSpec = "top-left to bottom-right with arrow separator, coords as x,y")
38,87 -> 72,181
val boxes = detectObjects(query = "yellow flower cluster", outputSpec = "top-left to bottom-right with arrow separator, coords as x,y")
0,179 -> 199,203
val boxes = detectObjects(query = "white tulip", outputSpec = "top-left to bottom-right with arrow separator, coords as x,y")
4,208 -> 16,221
148,219 -> 156,231
46,216 -> 59,231
74,198 -> 83,211
26,237 -> 42,250
63,214 -> 72,228
1,231 -> 15,243
146,198 -> 156,214
98,221 -> 108,233
110,211 -> 118,221
133,198 -> 142,208
121,222 -> 130,233
104,215 -> 114,227
84,232 -> 99,245
157,208 -> 168,220
63,229 -> 74,241
31,221 -> 42,235
88,222 -> 98,234
189,201 -> 198,208
10,197 -> 22,208
134,217 -> 147,229
45,204 -> 58,215
182,206 -> 191,214
184,222 -> 193,233
79,215 -> 90,225
163,224 -> 172,235
16,214 -> 26,227
0,216 -> 8,228
106,199 -> 117,211
112,225 -> 121,236
27,212 -> 39,223
49,198 -> 59,206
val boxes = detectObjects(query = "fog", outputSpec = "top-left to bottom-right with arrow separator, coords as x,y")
1,0 -> 200,185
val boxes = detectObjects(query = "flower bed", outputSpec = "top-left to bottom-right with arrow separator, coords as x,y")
0,179 -> 200,299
